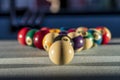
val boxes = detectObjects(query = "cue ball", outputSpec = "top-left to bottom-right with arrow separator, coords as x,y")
49,35 -> 74,65
26,29 -> 38,47
42,33 -> 59,52
18,27 -> 30,46
96,26 -> 111,44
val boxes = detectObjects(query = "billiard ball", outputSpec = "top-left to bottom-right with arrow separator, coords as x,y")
42,33 -> 59,52
88,29 -> 102,47
49,35 -> 74,65
18,27 -> 30,46
67,32 -> 76,39
26,29 -> 38,47
67,32 -> 84,52
33,30 -> 49,49
67,28 -> 76,39
75,27 -> 93,50
96,26 -> 111,44
40,27 -> 50,31
82,32 -> 93,50
50,28 -> 61,33
72,36 -> 84,52
59,31 -> 67,35
75,27 -> 88,37
53,35 -> 74,46
60,27 -> 67,32
67,28 -> 76,33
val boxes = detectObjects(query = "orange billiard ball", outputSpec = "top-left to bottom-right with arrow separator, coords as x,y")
50,28 -> 61,33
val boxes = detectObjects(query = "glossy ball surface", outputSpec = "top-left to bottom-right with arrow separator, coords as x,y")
75,27 -> 93,50
67,28 -> 76,33
88,29 -> 102,47
50,28 -> 61,33
33,30 -> 49,49
59,31 -> 67,35
75,27 -> 88,37
42,33 -> 59,52
40,27 -> 50,31
73,36 -> 84,52
49,35 -> 74,65
53,35 -> 73,46
60,27 -> 67,32
26,29 -> 38,47
83,32 -> 94,50
96,26 -> 111,44
18,27 -> 30,46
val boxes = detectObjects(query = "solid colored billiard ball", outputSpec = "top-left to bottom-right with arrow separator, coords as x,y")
49,35 -> 74,65
72,36 -> 84,52
75,27 -> 93,50
40,27 -> 50,31
88,29 -> 102,47
59,31 -> 67,35
33,30 -> 49,49
18,27 -> 30,46
67,32 -> 84,52
67,28 -> 76,33
60,27 -> 67,32
96,26 -> 111,44
26,29 -> 38,47
42,33 -> 59,52
50,28 -> 61,33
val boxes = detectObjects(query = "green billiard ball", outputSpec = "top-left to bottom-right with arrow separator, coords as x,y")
26,29 -> 38,47
82,31 -> 94,50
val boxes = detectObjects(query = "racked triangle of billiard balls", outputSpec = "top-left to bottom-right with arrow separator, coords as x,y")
18,26 -> 111,65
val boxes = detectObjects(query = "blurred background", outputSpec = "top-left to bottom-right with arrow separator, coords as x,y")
0,0 -> 120,39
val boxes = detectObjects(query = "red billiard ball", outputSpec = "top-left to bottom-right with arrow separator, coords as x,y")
40,27 -> 50,31
33,30 -> 49,49
96,26 -> 111,45
67,28 -> 76,33
18,27 -> 30,46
